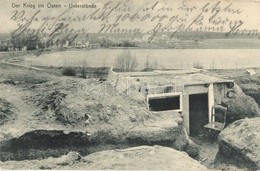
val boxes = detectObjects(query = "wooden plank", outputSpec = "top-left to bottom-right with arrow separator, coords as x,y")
213,83 -> 226,104
182,94 -> 190,135
208,83 -> 214,122
185,85 -> 208,95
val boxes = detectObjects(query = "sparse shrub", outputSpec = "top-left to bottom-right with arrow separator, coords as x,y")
35,50 -> 42,57
77,59 -> 89,78
193,62 -> 203,69
114,51 -> 138,72
61,67 -> 76,76
143,56 -> 156,72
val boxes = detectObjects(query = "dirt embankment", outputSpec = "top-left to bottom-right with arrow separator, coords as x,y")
0,146 -> 208,170
0,65 -> 193,164
222,84 -> 260,125
235,75 -> 260,108
0,98 -> 14,126
2,65 -> 259,169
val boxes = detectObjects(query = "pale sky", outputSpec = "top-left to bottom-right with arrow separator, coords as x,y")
0,0 -> 260,34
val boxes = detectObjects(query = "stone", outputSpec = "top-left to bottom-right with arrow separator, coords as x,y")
216,118 -> 260,170
81,146 -> 207,170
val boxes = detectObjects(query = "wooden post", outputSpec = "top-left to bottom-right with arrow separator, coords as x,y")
182,93 -> 190,135
208,83 -> 214,122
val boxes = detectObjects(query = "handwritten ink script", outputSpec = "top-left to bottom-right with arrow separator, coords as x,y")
8,0 -> 260,45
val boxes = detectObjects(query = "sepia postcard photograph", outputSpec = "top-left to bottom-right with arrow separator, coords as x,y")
0,0 -> 260,170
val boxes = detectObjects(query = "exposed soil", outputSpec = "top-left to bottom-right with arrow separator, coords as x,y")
0,64 -> 190,169
0,146 -> 208,170
0,63 -> 259,170
191,135 -> 246,170
0,98 -> 14,126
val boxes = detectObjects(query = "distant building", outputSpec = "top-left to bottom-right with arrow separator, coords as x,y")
75,41 -> 84,48
64,40 -> 69,48
74,41 -> 91,49
22,46 -> 27,51
85,41 -> 90,48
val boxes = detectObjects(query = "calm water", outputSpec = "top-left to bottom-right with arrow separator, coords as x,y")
23,49 -> 260,69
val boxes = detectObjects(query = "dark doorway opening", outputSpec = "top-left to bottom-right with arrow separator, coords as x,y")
189,93 -> 208,137
148,96 -> 180,111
